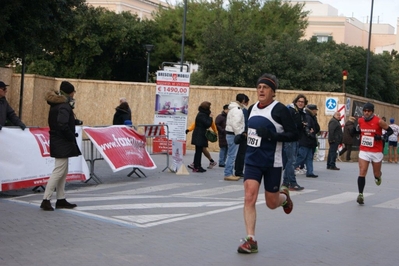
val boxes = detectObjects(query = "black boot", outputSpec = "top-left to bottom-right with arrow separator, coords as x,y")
56,199 -> 77,209
40,199 -> 54,211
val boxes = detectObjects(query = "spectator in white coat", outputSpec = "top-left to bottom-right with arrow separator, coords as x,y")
223,94 -> 245,181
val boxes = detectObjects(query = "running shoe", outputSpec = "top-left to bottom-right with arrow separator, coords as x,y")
280,186 -> 293,214
375,176 -> 382,186
188,163 -> 194,169
208,161 -> 217,169
357,193 -> 364,205
237,237 -> 258,254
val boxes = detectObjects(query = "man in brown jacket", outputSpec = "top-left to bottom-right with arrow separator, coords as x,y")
339,116 -> 356,162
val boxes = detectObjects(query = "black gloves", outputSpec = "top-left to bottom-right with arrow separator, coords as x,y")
351,124 -> 361,136
374,134 -> 382,141
234,133 -> 246,144
75,119 -> 83,125
383,133 -> 389,142
185,129 -> 189,134
256,127 -> 276,141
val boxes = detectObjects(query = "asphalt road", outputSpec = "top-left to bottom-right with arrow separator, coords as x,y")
1,151 -> 399,266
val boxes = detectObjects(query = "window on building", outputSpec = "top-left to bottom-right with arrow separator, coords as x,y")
312,35 -> 333,43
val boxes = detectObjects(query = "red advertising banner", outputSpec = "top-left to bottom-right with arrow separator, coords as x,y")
83,126 -> 156,172
153,138 -> 186,155
0,127 -> 89,191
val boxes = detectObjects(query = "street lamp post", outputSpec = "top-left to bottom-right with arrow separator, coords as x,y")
180,0 -> 188,72
364,0 -> 374,97
144,44 -> 154,82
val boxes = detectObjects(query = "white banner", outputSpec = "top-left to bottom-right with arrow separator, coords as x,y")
0,127 -> 89,191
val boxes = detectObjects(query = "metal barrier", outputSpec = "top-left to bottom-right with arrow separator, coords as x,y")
136,124 -> 174,172
317,131 -> 329,151
82,138 -> 103,184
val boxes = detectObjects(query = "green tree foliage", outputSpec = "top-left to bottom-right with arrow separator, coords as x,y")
50,7 -> 154,80
152,0 -> 224,66
189,0 -> 309,87
0,0 -> 85,62
1,0 -> 399,104
20,6 -> 156,81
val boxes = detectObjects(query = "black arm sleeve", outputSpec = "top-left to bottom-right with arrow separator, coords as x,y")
385,126 -> 393,137
271,103 -> 299,142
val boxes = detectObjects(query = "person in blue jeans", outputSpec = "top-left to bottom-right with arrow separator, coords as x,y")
295,104 -> 320,178
282,94 -> 307,191
223,94 -> 245,181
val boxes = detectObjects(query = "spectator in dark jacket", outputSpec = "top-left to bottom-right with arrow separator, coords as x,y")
191,101 -> 213,173
327,112 -> 343,170
295,104 -> 320,178
113,102 -> 132,125
0,81 -> 26,130
339,116 -> 356,161
282,94 -> 307,190
215,104 -> 229,167
40,81 -> 81,211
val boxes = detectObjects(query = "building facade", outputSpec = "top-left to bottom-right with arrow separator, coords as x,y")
85,1 -> 398,53
85,0 -> 169,19
291,0 -> 399,53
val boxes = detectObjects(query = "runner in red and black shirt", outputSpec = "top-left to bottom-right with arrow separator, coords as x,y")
354,102 -> 393,205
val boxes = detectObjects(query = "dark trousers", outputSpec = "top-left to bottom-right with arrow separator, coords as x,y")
194,145 -> 203,169
327,142 -> 339,168
339,144 -> 353,160
234,141 -> 247,176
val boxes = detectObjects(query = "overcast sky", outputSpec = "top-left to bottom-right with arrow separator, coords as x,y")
320,0 -> 398,31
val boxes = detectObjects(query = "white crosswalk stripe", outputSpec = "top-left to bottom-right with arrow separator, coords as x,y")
373,198 -> 399,209
9,183 -> 399,228
172,185 -> 243,197
107,183 -> 202,195
77,201 -> 242,211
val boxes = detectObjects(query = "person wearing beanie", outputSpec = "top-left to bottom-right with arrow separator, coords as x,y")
295,104 -> 320,178
0,81 -> 26,131
339,116 -> 357,162
40,81 -> 81,211
237,73 -> 298,254
352,102 -> 393,205
387,117 -> 399,163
